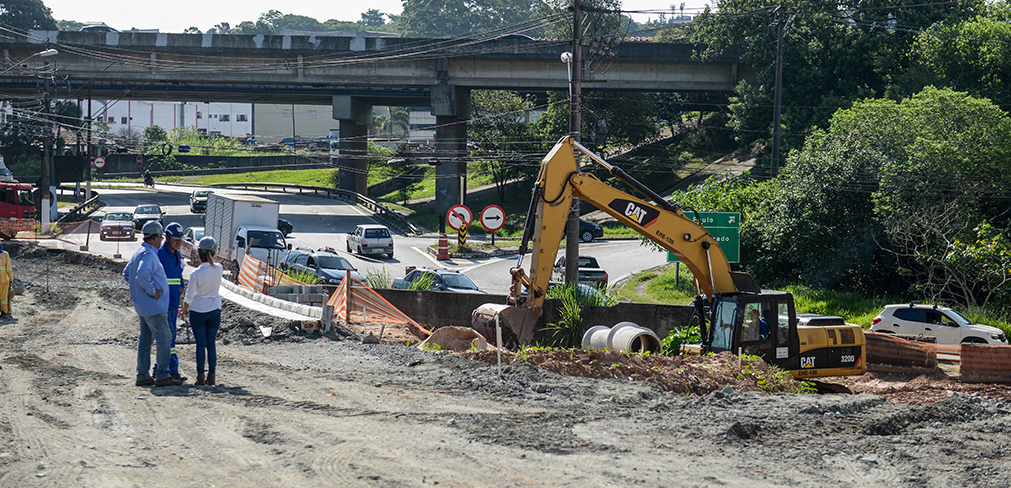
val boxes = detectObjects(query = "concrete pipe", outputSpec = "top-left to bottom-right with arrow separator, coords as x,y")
581,325 -> 610,350
607,321 -> 662,354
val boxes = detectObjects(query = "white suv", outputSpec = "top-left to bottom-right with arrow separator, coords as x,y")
870,304 -> 1008,345
346,224 -> 394,259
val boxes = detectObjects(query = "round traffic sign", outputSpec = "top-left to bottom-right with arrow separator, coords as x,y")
480,205 -> 505,232
446,204 -> 473,232
93,157 -> 106,169
136,155 -> 144,168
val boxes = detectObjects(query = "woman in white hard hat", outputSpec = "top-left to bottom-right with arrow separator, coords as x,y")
182,236 -> 223,386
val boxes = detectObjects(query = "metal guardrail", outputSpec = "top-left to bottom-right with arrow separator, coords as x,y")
56,188 -> 102,223
207,182 -> 423,235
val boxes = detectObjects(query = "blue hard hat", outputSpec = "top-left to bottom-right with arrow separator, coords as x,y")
197,236 -> 218,252
164,222 -> 184,238
141,220 -> 163,236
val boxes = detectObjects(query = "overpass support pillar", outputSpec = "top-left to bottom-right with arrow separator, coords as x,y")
432,84 -> 470,229
333,96 -> 372,195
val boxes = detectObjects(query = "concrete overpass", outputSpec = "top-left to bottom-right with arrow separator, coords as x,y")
0,30 -> 754,219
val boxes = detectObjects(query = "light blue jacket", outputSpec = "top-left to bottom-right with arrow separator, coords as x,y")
123,241 -> 169,317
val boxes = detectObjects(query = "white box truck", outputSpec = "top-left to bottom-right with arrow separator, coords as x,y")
203,194 -> 288,268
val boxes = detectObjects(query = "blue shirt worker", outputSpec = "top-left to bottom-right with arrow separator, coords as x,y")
124,221 -> 182,387
155,222 -> 187,382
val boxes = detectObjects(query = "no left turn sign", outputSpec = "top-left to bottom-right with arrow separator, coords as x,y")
480,205 -> 505,232
446,204 -> 473,232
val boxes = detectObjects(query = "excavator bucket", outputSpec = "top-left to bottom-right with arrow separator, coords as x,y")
471,303 -> 541,348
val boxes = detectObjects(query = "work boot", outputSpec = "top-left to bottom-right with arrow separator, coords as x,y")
206,374 -> 215,386
135,377 -> 155,387
171,373 -> 188,382
154,376 -> 184,387
195,374 -> 205,386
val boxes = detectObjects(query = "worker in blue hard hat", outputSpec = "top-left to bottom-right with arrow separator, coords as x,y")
124,220 -> 181,387
154,222 -> 188,383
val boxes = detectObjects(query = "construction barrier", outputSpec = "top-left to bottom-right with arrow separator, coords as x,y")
327,274 -> 430,338
864,331 -> 938,368
0,218 -> 36,239
959,344 -> 1011,383
236,254 -> 308,295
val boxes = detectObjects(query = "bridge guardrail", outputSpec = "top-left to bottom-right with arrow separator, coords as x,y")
207,182 -> 423,236
56,188 -> 102,223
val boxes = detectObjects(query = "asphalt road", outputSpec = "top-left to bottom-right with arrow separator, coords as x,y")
71,184 -> 668,295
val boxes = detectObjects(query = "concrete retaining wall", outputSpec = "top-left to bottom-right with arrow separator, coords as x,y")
960,344 -> 1011,383
372,288 -> 694,342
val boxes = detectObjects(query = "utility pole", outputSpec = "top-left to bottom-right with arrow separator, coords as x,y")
41,75 -> 52,231
565,0 -> 582,286
86,82 -> 92,201
770,4 -> 786,178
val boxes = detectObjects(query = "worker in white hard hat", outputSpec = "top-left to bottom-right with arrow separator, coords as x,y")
123,220 -> 182,387
182,236 -> 223,386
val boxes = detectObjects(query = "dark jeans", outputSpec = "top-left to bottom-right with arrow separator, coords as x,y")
153,304 -> 180,376
190,309 -> 221,375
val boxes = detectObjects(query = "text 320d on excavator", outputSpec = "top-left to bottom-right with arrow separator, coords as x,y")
472,136 -> 865,380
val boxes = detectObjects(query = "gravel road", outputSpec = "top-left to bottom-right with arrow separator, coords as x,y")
0,244 -> 1009,487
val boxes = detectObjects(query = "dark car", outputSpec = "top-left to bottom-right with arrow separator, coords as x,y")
579,219 -> 604,243
277,218 -> 293,237
281,248 -> 361,285
132,204 -> 164,230
392,268 -> 484,294
552,255 -> 608,289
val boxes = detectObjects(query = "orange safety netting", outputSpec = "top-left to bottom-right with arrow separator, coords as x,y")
327,273 -> 430,338
237,253 -> 309,294
0,218 -> 36,239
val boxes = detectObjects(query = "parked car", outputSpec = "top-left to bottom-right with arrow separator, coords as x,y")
132,204 -> 164,230
189,189 -> 214,213
579,219 -> 604,243
392,268 -> 485,294
183,226 -> 205,244
347,224 -> 394,259
552,255 -> 608,288
281,248 -> 361,285
277,218 -> 293,237
870,303 -> 1008,345
100,212 -> 135,241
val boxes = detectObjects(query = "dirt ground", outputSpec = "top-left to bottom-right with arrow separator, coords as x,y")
1,244 -> 1010,487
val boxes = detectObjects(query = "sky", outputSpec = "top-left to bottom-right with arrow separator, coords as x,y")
42,0 -> 712,34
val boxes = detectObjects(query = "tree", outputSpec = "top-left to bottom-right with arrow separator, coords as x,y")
683,0 -> 984,155
398,0 -> 542,38
207,22 -> 231,35
56,19 -> 83,31
907,12 -> 1011,108
0,0 -> 57,30
361,9 -> 386,27
142,125 -> 168,152
183,26 -> 202,34
762,87 -> 1011,301
469,90 -> 538,200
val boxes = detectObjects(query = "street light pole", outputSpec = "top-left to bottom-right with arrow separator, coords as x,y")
41,75 -> 52,232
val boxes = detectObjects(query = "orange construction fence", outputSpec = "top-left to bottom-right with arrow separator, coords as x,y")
960,344 -> 1011,383
237,254 -> 309,294
327,274 -> 430,338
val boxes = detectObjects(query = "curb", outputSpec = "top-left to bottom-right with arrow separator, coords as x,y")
423,246 -> 520,259
220,278 -> 323,319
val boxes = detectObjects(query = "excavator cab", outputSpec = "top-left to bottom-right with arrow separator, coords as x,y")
703,291 -> 865,378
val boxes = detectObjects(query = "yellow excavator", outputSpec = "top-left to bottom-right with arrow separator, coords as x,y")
473,136 -> 865,379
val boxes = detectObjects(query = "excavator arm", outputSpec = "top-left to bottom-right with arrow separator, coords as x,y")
474,136 -> 749,346
517,136 -> 738,308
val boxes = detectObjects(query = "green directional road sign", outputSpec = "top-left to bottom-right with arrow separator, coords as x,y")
668,211 -> 741,264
